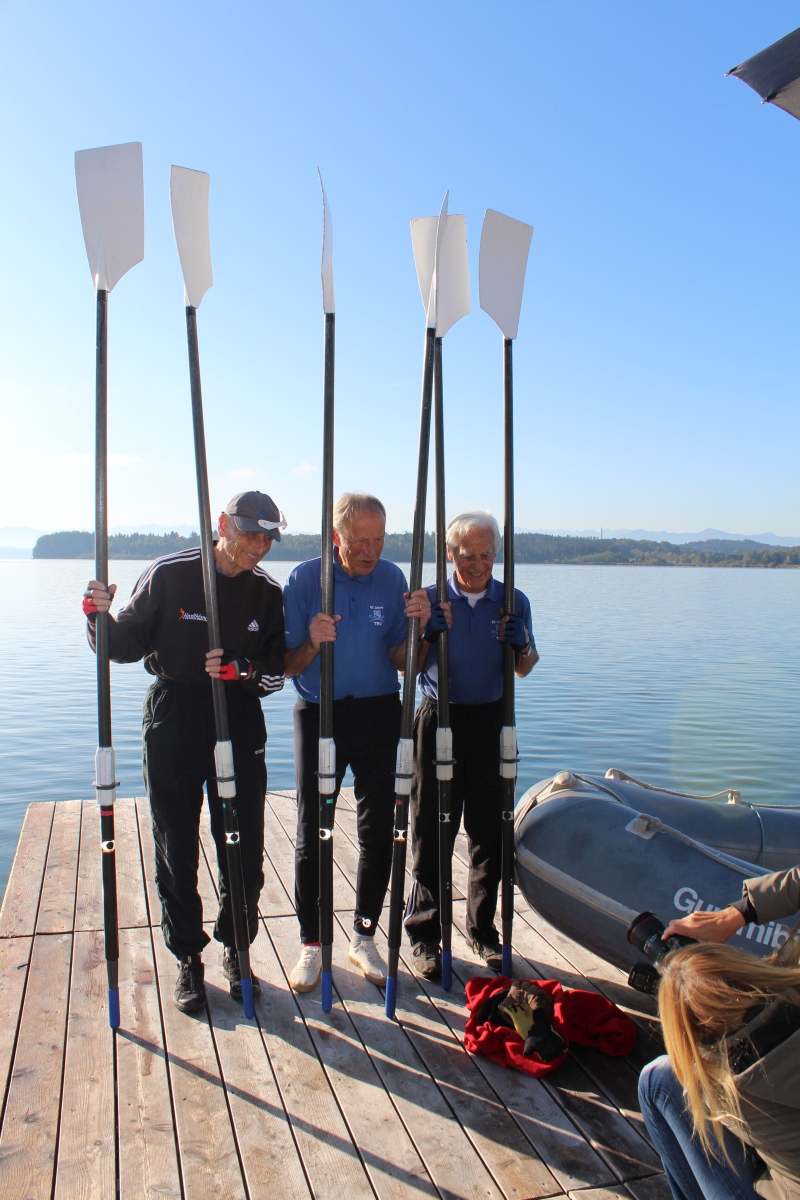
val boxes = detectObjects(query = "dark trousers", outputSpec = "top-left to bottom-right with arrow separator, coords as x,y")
142,679 -> 266,959
404,696 -> 504,947
294,693 -> 401,943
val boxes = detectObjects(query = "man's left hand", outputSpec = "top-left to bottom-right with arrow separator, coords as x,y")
499,613 -> 529,649
206,648 -> 253,681
404,590 -> 432,626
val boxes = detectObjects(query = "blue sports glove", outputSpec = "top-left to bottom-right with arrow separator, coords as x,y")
502,614 -> 529,649
423,603 -> 449,642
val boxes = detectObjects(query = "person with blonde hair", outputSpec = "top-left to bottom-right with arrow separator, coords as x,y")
639,938 -> 800,1200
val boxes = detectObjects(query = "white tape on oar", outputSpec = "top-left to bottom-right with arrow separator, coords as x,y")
214,740 -> 236,800
318,737 -> 336,795
318,171 -> 335,314
516,843 -> 639,927
435,727 -> 453,781
411,211 -> 470,337
394,737 -> 414,795
479,209 -> 533,340
170,166 -> 213,308
75,142 -> 144,292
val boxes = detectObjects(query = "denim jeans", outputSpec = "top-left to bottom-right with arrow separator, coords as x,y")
638,1056 -> 762,1200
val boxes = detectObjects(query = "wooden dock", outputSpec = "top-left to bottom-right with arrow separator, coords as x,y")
0,790 -> 670,1199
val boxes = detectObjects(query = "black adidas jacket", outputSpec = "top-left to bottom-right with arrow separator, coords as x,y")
87,548 -> 285,698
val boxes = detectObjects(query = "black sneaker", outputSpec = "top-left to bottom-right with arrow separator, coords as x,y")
411,942 -> 442,981
174,955 -> 206,1013
469,938 -> 504,974
223,946 -> 262,1001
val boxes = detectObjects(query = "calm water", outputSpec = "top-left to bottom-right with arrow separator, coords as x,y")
1,559 -> 799,896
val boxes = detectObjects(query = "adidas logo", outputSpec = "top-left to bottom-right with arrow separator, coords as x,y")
247,619 -> 260,632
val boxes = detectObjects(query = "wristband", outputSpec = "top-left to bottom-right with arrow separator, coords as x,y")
219,653 -> 253,681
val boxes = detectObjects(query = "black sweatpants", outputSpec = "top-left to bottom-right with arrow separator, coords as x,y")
294,693 -> 401,943
404,696 -> 504,947
142,679 -> 267,959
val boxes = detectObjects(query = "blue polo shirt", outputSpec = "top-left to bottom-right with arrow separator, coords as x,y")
418,575 -> 534,705
284,554 -> 409,703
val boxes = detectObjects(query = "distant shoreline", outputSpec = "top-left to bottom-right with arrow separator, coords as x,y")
24,530 -> 800,568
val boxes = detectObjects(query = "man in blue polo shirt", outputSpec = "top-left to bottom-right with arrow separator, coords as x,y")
283,492 -> 431,993
404,510 -> 538,980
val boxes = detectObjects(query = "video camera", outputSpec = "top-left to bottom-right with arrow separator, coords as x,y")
625,911 -> 697,995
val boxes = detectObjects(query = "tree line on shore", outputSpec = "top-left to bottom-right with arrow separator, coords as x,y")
31,529 -> 800,567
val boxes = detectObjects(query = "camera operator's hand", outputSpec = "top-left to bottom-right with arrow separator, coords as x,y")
662,906 -> 745,943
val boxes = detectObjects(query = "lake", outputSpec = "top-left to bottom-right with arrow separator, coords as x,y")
1,558 -> 798,896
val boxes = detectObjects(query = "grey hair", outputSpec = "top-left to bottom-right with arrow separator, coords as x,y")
445,510 -> 501,554
333,492 -> 387,533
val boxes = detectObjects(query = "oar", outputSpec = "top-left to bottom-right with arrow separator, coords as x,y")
169,165 -> 255,1020
410,209 -> 470,991
318,172 -> 336,1014
479,209 -> 534,978
75,141 -> 144,1030
385,192 -> 449,1019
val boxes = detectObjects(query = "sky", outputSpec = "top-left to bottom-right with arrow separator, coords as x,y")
1,2 -> 800,537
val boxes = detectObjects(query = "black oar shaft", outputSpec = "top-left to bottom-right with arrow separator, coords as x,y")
386,325 -> 436,1016
94,288 -> 120,1027
501,336 -> 516,975
433,338 -> 453,988
319,312 -> 336,1010
185,305 -> 253,1014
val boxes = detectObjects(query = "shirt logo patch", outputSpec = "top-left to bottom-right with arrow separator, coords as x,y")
247,619 -> 260,632
369,605 -> 385,626
179,609 -> 207,622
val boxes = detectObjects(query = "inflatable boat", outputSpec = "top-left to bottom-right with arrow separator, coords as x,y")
514,769 -> 800,976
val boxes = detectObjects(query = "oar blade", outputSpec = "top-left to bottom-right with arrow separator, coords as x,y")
410,213 -> 470,337
170,166 -> 213,308
318,171 -> 335,314
75,142 -> 144,292
479,209 -> 533,340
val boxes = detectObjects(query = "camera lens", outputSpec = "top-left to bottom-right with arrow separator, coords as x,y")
627,911 -> 667,963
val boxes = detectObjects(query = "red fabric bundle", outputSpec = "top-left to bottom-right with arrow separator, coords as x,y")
464,976 -> 637,1078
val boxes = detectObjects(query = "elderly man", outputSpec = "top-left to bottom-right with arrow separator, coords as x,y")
404,510 -> 538,979
82,491 -> 286,1012
283,492 -> 431,992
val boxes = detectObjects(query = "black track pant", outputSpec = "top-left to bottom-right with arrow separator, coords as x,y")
404,696 -> 504,948
294,693 -> 401,943
142,679 -> 267,959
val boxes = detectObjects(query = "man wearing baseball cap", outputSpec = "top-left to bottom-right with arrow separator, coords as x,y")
83,491 -> 286,1013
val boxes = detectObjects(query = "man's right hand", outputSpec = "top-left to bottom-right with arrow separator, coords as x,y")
308,612 -> 341,652
83,580 -> 117,616
662,906 -> 746,943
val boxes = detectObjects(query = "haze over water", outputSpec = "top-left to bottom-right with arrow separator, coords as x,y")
1,558 -> 798,896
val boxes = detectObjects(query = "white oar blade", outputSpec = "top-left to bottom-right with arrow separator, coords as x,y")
479,209 -> 533,340
318,170 -> 335,314
170,166 -> 213,308
410,212 -> 469,336
74,142 -> 144,292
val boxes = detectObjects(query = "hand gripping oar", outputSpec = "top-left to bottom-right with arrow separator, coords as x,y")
75,142 -> 144,1030
410,210 -> 470,991
170,166 -> 255,1019
318,173 -> 336,1014
479,209 -> 534,978
385,192 -> 449,1019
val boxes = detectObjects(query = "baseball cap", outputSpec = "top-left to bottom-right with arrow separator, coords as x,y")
224,491 -> 287,540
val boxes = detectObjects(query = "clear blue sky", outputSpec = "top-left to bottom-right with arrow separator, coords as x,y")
1,2 -> 799,536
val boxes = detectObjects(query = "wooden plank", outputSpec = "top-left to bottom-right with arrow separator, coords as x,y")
198,808 -> 294,919
151,931 -> 247,1198
0,932 -> 72,1200
0,802 -> 54,938
330,914 -> 508,1200
196,805 -> 222,916
0,938 -> 32,1103
254,916 -> 373,1199
202,931 -> 310,1199
136,799 -> 162,928
623,1176 -> 672,1200
265,796 -> 354,913
117,925 -> 182,1200
53,929 -> 115,1200
115,799 -> 150,930
268,916 -> 436,1200
36,800 -> 81,935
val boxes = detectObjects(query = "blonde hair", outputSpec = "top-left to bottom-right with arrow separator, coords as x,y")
333,493 -> 386,534
658,940 -> 800,1159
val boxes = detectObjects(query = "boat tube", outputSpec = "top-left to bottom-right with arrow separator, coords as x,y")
514,770 -> 800,975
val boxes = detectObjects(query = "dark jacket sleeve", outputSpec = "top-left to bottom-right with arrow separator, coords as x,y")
243,586 -> 285,698
743,867 -> 800,925
86,567 -> 161,664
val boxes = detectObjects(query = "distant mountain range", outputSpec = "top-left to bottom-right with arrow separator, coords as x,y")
521,527 -> 800,547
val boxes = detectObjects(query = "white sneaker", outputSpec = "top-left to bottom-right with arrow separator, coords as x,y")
289,944 -> 321,992
348,936 -> 386,985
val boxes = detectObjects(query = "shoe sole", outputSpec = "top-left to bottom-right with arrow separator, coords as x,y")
289,974 -> 320,993
174,994 -> 206,1013
348,951 -> 385,985
230,980 -> 263,1001
412,965 -> 442,982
